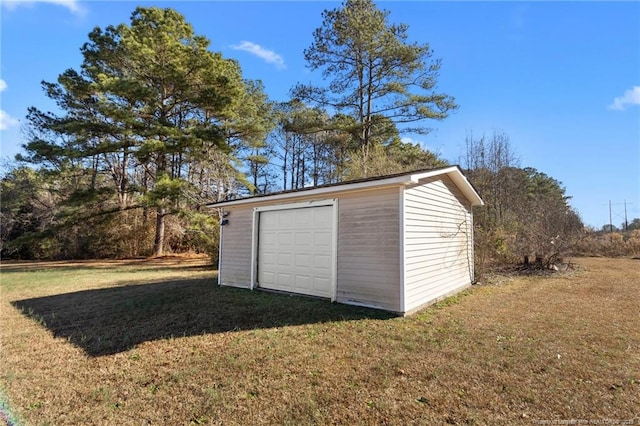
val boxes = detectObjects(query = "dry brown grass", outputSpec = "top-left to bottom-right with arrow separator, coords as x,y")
1,257 -> 638,425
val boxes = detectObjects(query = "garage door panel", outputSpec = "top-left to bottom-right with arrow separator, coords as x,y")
278,232 -> 293,246
278,210 -> 295,227
295,210 -> 313,225
313,277 -> 330,295
295,253 -> 310,267
277,252 -> 292,267
314,254 -> 330,269
261,271 -> 276,285
261,232 -> 277,247
314,210 -> 331,226
295,232 -> 312,246
258,206 -> 334,298
295,275 -> 311,290
278,272 -> 292,286
314,231 -> 331,246
262,213 -> 278,227
261,252 -> 277,266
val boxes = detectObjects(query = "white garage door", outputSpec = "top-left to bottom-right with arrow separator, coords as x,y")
258,206 -> 333,298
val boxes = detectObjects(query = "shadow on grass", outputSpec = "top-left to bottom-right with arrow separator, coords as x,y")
11,278 -> 395,357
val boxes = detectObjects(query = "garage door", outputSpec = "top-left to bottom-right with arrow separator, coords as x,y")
258,206 -> 333,298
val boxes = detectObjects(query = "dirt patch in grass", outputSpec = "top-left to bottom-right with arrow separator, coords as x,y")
1,257 -> 638,425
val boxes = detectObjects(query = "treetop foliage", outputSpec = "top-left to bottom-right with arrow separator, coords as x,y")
2,3 -> 588,266
14,6 -> 272,257
295,0 -> 457,165
463,131 -> 584,271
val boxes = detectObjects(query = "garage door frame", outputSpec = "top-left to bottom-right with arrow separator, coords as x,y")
250,199 -> 338,301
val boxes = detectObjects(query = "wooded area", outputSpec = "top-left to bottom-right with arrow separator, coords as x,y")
2,1 -> 631,270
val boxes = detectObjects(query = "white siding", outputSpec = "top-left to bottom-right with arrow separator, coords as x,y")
214,172 -> 479,314
218,206 -> 253,288
218,188 -> 401,310
335,188 -> 401,312
403,176 -> 474,313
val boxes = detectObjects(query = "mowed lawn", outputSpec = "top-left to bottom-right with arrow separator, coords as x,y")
0,257 -> 638,425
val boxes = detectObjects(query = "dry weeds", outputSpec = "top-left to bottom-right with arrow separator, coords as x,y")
0,257 -> 638,425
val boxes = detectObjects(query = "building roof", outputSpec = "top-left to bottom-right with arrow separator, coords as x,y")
208,165 -> 484,208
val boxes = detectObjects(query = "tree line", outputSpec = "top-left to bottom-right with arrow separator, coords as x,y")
1,1 -> 586,270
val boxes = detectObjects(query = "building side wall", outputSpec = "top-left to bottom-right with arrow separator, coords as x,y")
335,187 -> 401,312
216,176 -> 476,314
218,206 -> 253,288
403,176 -> 474,313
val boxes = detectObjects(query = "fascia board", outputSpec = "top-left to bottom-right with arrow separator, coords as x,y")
209,175 -> 412,208
209,166 -> 484,209
410,166 -> 484,207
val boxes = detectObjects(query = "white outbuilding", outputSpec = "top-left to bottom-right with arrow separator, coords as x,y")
209,166 -> 483,315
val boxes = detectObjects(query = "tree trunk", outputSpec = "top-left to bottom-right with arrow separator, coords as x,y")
153,206 -> 165,257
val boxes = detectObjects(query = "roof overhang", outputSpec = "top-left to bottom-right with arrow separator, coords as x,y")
208,165 -> 484,209
408,166 -> 484,207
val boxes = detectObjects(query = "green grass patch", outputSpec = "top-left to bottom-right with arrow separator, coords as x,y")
1,257 -> 638,425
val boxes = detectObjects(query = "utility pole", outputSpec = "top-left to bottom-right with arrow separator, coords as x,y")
624,200 -> 628,232
607,200 -> 633,232
609,200 -> 613,233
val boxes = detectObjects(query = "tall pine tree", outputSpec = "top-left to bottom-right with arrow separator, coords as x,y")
294,0 -> 457,176
22,7 -> 271,256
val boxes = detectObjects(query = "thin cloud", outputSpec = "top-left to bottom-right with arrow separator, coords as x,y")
2,0 -> 86,16
608,86 -> 640,111
510,5 -> 527,31
507,5 -> 528,43
401,136 -> 442,156
231,41 -> 286,70
0,110 -> 20,131
0,79 -> 19,131
401,137 -> 420,146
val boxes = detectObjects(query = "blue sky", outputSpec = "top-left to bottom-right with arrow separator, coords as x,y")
1,1 -> 639,228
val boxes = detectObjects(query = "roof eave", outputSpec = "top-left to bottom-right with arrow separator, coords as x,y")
208,165 -> 484,209
409,166 -> 484,207
208,174 -> 413,208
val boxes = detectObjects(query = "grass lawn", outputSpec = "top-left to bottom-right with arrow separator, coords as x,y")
0,256 -> 638,425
